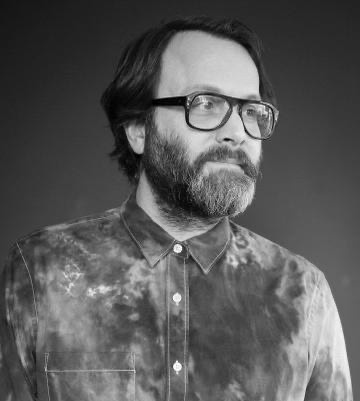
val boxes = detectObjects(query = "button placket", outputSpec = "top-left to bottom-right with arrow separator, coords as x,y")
166,247 -> 188,400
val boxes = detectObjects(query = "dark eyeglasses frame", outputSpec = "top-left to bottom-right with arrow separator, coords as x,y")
151,91 -> 279,140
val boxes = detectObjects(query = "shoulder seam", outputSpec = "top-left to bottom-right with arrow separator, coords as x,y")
16,211 -> 120,243
306,270 -> 324,378
15,242 -> 39,327
307,271 -> 324,339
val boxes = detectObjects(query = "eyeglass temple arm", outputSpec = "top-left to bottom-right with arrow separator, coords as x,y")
151,97 -> 187,106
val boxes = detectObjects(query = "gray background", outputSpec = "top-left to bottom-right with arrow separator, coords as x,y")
1,0 -> 359,395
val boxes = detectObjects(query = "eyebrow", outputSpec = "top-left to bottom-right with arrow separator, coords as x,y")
182,84 -> 261,100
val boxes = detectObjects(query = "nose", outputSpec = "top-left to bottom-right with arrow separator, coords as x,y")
214,109 -> 248,146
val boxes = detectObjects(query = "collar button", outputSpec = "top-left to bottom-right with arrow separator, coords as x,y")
173,243 -> 183,254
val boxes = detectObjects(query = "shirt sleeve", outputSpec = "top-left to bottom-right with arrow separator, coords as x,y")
305,271 -> 353,401
0,243 -> 38,401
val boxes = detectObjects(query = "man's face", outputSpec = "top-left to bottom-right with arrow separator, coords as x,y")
141,31 -> 262,218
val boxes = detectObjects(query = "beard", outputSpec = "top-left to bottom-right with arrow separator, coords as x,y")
141,117 -> 261,221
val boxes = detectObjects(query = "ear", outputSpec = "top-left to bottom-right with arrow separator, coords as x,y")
124,121 -> 146,155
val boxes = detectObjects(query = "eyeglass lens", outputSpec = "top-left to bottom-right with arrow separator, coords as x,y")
189,94 -> 274,138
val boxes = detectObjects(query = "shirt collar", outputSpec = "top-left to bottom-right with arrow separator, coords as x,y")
120,192 -> 231,274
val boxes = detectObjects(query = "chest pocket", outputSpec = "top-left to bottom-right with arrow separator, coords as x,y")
44,351 -> 135,401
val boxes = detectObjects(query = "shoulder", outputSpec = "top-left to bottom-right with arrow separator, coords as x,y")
228,219 -> 324,289
6,204 -> 130,276
2,204 -> 133,296
27,204 -> 124,236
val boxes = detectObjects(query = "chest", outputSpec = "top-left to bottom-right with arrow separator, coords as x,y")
35,252 -> 309,401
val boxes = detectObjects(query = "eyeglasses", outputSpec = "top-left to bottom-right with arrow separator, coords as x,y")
151,91 -> 279,140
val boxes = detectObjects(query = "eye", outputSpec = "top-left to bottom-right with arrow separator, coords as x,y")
244,105 -> 258,118
242,103 -> 271,121
192,96 -> 215,110
191,95 -> 226,114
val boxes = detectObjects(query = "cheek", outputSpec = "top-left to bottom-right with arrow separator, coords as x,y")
248,141 -> 262,166
155,108 -> 209,162
155,107 -> 186,134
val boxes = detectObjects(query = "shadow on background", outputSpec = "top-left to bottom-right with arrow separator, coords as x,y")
1,0 -> 359,394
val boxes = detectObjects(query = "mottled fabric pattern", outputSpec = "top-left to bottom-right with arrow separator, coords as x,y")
0,192 -> 353,401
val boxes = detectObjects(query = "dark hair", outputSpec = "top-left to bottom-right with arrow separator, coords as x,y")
101,16 -> 276,184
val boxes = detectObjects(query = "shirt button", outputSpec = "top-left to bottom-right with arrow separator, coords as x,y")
172,292 -> 182,305
173,360 -> 182,374
173,244 -> 183,254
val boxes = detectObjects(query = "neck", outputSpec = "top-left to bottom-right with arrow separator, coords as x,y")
135,173 -> 220,241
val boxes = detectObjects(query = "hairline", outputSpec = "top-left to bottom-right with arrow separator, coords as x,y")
153,28 -> 260,100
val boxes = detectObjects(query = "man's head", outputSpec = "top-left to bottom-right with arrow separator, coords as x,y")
101,16 -> 277,218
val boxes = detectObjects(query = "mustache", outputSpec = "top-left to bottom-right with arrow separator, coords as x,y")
194,147 -> 260,180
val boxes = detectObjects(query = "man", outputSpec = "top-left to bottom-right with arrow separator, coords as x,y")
0,16 -> 353,401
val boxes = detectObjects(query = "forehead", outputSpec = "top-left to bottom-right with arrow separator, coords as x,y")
157,30 -> 260,99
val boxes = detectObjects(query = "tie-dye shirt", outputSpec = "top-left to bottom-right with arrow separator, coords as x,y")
0,192 -> 353,401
